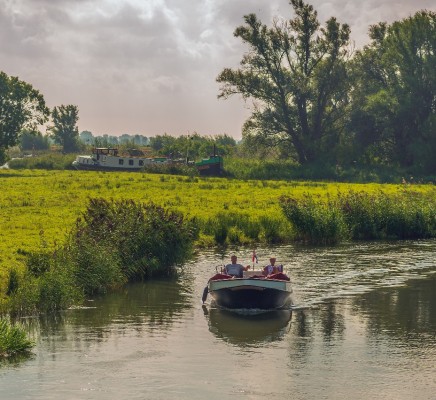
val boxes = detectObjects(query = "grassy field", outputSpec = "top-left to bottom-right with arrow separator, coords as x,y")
1,169 -> 435,290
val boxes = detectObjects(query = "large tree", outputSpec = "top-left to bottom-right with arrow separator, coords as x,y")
49,104 -> 80,153
217,0 -> 351,165
349,11 -> 436,172
0,71 -> 49,163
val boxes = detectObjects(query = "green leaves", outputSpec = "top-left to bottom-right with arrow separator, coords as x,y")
217,0 -> 351,166
350,11 -> 436,172
49,104 -> 80,153
0,71 -> 49,162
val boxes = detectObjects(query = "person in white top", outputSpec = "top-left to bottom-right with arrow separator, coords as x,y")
224,255 -> 250,278
263,257 -> 283,275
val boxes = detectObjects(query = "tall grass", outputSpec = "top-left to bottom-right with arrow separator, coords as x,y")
199,211 -> 290,245
0,317 -> 34,356
280,190 -> 436,244
8,153 -> 76,170
2,197 -> 197,316
280,195 -> 347,244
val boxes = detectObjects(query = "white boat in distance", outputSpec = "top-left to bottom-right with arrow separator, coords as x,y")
72,147 -> 169,171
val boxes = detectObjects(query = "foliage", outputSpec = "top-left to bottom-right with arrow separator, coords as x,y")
0,317 -> 34,357
348,10 -> 436,173
5,250 -> 82,316
217,0 -> 351,165
49,105 -> 81,153
6,268 -> 19,296
0,71 -> 49,164
19,129 -> 50,151
149,133 -> 237,160
8,152 -> 76,170
1,196 -> 197,314
142,162 -> 199,177
280,190 -> 436,244
280,195 -> 347,244
66,198 -> 197,294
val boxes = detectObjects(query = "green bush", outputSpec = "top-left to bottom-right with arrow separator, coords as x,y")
281,190 -> 436,244
68,198 -> 197,290
0,318 -> 34,357
280,196 -> 348,244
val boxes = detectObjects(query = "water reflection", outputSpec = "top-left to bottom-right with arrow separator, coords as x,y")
352,275 -> 436,342
203,306 -> 292,347
16,278 -> 194,361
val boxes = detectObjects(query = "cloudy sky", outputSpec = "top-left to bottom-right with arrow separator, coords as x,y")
1,0 -> 435,139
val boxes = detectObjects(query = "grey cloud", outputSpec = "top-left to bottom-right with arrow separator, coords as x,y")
1,0 -> 435,137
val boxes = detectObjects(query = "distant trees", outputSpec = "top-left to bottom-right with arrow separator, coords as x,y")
49,105 -> 80,153
349,11 -> 436,172
20,129 -> 50,151
0,71 -> 49,163
219,1 -> 436,176
149,133 -> 237,160
217,0 -> 351,165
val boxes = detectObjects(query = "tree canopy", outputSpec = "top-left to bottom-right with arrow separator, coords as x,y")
349,10 -> 436,172
218,1 -> 436,177
49,105 -> 80,153
217,0 -> 351,165
0,71 -> 49,163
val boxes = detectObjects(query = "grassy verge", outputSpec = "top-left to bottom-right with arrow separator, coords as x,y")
280,190 -> 436,244
2,197 -> 196,316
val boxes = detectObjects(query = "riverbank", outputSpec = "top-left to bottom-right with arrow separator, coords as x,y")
1,169 -> 435,272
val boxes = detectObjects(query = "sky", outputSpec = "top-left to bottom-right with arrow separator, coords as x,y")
1,0 -> 435,139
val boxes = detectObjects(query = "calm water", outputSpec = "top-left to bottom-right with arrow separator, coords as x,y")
1,240 -> 435,399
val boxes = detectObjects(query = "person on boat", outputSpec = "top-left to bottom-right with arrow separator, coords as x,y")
224,255 -> 250,278
263,257 -> 283,276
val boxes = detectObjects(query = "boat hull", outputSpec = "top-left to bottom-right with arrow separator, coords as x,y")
72,161 -> 143,171
208,278 -> 293,310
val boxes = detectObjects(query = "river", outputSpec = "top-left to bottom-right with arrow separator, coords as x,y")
1,240 -> 435,399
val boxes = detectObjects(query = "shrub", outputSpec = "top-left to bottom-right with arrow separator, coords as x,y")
280,196 -> 347,244
0,318 -> 34,357
6,268 -> 20,296
68,198 -> 197,289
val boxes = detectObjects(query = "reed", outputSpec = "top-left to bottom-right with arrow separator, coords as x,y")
2,197 -> 197,315
0,170 -> 435,289
0,317 -> 34,356
280,189 -> 436,243
280,195 -> 347,244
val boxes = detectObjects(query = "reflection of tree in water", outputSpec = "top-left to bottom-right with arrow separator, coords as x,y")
353,276 -> 436,341
23,278 -> 193,354
320,303 -> 345,341
205,307 -> 292,347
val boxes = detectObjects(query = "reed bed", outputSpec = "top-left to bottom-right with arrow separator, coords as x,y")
3,197 -> 196,316
280,189 -> 436,244
0,317 -> 33,356
1,169 -> 435,290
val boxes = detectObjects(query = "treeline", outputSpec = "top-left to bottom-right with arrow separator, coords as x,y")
217,1 -> 436,178
2,1 -> 435,180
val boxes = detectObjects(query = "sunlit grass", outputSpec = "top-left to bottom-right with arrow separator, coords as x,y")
1,169 -> 435,293
0,317 -> 34,356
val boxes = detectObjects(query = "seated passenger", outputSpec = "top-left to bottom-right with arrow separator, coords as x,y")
224,255 -> 250,278
263,257 -> 283,275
